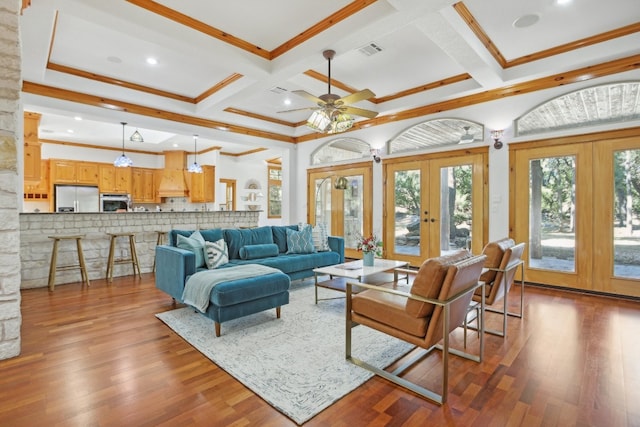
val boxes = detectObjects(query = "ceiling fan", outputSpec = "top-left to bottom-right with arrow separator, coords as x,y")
459,126 -> 475,144
279,49 -> 378,133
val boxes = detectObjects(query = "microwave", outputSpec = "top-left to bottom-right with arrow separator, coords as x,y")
100,194 -> 130,212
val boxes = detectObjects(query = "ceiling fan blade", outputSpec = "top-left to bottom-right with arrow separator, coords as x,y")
277,106 -> 317,114
292,90 -> 326,105
337,89 -> 375,106
342,106 -> 378,119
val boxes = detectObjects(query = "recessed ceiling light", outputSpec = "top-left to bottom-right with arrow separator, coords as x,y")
513,13 -> 540,28
172,143 -> 179,147
67,129 -> 74,133
146,57 -> 158,65
284,99 -> 291,106
74,116 -> 82,121
555,0 -> 572,5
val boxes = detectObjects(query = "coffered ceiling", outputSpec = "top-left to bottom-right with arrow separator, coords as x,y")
19,0 -> 640,155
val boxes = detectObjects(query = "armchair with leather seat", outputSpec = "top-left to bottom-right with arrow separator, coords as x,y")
469,238 -> 526,338
345,250 -> 487,404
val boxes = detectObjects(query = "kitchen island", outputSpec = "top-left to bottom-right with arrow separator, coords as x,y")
19,210 -> 259,289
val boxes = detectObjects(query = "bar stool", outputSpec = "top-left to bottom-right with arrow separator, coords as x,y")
47,234 -> 90,291
106,232 -> 141,282
152,230 -> 167,273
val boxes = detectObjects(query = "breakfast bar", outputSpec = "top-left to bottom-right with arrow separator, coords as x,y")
19,210 -> 259,289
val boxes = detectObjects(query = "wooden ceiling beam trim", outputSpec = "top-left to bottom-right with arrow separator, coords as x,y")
46,62 -> 195,103
220,147 -> 267,157
453,2 -> 506,67
270,0 -> 378,59
47,11 -> 58,64
304,69 -> 360,95
25,53 -> 639,146
195,73 -> 244,103
126,0 -> 270,60
294,54 -> 640,143
373,73 -> 473,104
225,107 -> 298,127
22,81 -> 296,144
20,0 -> 31,14
199,146 -> 222,154
454,2 -> 640,69
39,138 -> 157,155
506,22 -> 640,68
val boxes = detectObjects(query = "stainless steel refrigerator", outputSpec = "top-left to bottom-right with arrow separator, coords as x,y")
55,185 -> 100,213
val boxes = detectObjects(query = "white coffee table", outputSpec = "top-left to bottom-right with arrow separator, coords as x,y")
313,258 -> 409,303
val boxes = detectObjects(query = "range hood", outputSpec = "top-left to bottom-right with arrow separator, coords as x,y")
157,150 -> 190,198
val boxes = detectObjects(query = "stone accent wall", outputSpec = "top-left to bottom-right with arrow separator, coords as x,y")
0,0 -> 22,359
19,211 -> 259,289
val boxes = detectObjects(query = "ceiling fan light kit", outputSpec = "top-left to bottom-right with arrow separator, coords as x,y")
283,49 -> 378,135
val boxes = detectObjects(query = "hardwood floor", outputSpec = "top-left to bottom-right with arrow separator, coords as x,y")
1,274 -> 639,426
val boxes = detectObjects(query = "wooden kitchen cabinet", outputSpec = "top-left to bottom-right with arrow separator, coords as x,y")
23,111 -> 42,183
189,165 -> 215,203
99,164 -> 132,194
76,162 -> 99,185
50,160 -> 99,185
24,160 -> 49,200
131,167 -> 155,203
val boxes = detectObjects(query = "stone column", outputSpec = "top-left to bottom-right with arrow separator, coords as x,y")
0,0 -> 22,359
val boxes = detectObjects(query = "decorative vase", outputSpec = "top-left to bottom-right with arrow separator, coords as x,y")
363,251 -> 375,267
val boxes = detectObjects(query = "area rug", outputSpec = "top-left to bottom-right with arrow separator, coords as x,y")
156,283 -> 415,425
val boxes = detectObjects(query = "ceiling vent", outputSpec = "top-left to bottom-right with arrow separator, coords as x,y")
358,43 -> 383,56
270,86 -> 288,94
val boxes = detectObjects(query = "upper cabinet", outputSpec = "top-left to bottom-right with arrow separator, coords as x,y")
190,165 -> 215,203
50,160 -> 99,185
23,112 -> 41,183
99,164 -> 131,194
131,167 -> 156,203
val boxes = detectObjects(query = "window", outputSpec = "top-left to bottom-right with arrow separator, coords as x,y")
268,165 -> 282,218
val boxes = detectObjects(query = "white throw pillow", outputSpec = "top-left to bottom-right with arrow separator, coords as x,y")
312,223 -> 330,252
205,239 -> 229,269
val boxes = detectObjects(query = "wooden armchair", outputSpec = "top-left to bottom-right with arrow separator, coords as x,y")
468,239 -> 526,338
345,250 -> 487,404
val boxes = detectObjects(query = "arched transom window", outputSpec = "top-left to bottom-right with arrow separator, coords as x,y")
389,118 -> 484,154
311,137 -> 371,165
516,82 -> 640,136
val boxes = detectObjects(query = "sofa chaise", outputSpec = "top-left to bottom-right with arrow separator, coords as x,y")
155,225 -> 344,336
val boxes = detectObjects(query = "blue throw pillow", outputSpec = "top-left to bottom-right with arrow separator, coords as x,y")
176,232 -> 206,268
239,243 -> 279,260
286,227 -> 316,254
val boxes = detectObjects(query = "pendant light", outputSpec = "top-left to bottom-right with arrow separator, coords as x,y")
114,122 -> 133,167
188,134 -> 203,173
129,128 -> 144,142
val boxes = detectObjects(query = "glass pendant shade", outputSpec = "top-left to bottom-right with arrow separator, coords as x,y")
114,154 -> 133,167
306,109 -> 353,134
306,110 -> 331,132
114,122 -> 133,167
188,134 -> 203,173
327,112 -> 354,134
129,129 -> 144,142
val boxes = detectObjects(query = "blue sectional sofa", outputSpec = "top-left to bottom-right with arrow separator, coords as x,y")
155,225 -> 344,336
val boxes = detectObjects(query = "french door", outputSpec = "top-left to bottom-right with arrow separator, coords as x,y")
383,151 -> 486,267
512,134 -> 640,297
308,164 -> 372,260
